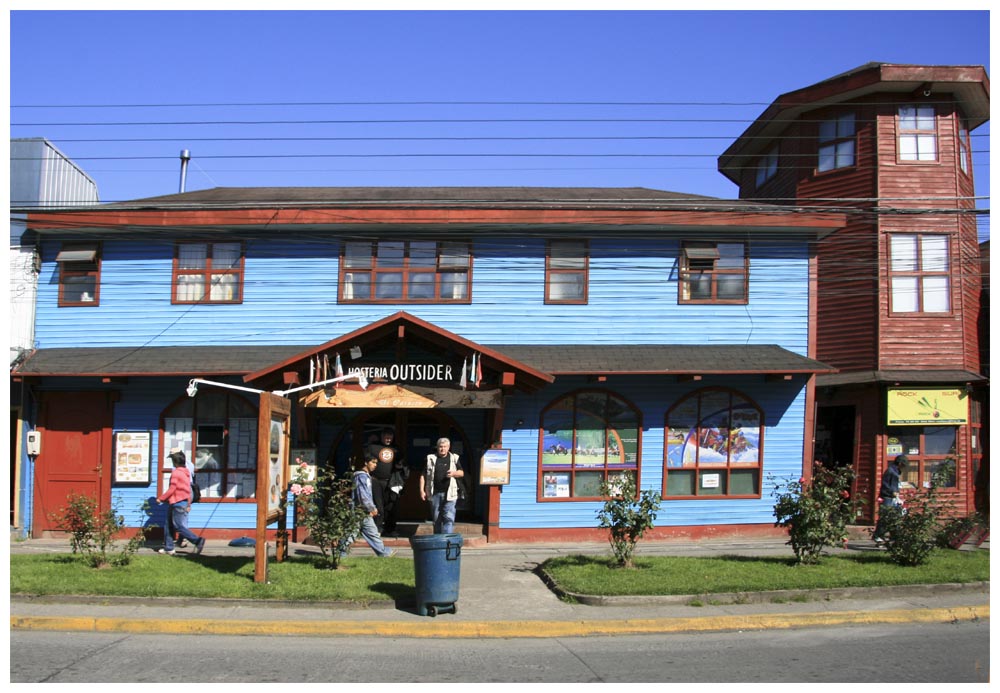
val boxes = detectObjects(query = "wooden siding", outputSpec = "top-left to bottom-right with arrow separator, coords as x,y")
34,237 -> 812,356
498,375 -> 809,529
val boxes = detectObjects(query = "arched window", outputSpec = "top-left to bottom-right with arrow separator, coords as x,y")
664,388 -> 763,498
160,390 -> 258,501
539,390 -> 640,501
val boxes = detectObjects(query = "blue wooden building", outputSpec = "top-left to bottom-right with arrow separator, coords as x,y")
13,186 -> 845,542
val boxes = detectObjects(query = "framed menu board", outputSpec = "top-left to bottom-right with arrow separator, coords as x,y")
113,431 -> 152,485
480,448 -> 511,486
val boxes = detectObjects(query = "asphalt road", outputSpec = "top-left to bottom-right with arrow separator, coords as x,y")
11,619 -> 989,683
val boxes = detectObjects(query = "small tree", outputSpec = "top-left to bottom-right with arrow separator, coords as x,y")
50,493 -> 148,568
291,466 -> 367,570
772,462 -> 861,565
596,473 -> 662,568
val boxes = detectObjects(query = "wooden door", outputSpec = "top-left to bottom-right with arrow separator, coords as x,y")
34,391 -> 113,536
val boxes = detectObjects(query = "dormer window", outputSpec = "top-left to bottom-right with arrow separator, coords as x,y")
755,146 -> 779,188
898,105 -> 937,162
818,112 -> 856,172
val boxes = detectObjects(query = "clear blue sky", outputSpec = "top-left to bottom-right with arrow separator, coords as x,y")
8,9 -> 990,237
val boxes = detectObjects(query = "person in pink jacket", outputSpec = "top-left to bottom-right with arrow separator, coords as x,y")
156,450 -> 205,556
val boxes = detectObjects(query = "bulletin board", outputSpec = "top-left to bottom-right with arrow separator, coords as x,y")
112,431 -> 152,485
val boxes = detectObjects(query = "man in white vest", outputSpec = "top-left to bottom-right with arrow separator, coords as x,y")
419,437 -> 465,534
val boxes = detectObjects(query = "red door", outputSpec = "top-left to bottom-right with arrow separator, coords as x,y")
34,391 -> 113,537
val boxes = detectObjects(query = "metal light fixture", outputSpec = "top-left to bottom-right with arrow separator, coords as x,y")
185,379 -> 267,398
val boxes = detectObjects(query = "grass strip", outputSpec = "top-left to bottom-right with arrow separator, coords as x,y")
10,553 -> 414,603
539,550 -> 990,597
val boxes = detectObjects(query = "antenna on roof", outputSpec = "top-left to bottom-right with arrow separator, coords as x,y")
179,149 -> 191,193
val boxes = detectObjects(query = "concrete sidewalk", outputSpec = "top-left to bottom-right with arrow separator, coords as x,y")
9,536 -> 989,638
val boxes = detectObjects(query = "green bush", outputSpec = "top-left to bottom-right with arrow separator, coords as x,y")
596,473 -> 662,568
49,493 -> 148,568
878,482 -> 953,566
772,462 -> 861,565
290,467 -> 367,570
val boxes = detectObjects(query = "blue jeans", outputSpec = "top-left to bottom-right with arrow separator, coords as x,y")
165,503 -> 200,551
345,514 -> 393,557
429,492 -> 456,534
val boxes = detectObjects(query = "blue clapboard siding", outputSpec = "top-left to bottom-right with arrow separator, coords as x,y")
497,375 -> 807,529
34,237 -> 811,355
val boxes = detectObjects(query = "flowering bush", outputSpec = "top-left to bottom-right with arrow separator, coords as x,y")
50,493 -> 148,568
772,462 -> 861,564
877,481 -> 953,566
289,463 -> 366,570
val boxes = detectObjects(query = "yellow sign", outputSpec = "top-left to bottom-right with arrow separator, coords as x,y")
887,388 -> 968,425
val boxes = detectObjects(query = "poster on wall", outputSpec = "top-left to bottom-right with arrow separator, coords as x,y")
543,473 -> 570,498
267,419 -> 286,515
290,448 -> 318,483
113,431 -> 152,485
479,449 -> 511,485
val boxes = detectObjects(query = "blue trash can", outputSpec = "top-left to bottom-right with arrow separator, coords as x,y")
409,533 -> 462,616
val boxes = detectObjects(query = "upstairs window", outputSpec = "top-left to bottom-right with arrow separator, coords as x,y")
898,105 -> 938,162
755,146 -> 779,187
341,240 -> 472,303
173,242 -> 244,304
679,242 -> 748,304
817,112 -> 856,172
545,240 -> 588,304
889,234 -> 950,313
57,243 -> 101,306
958,123 -> 971,175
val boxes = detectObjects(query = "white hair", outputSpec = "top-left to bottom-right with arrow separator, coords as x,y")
436,438 -> 450,446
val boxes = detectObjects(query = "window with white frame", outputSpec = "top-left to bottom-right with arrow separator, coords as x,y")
818,112 -> 856,172
898,105 -> 937,162
889,234 -> 951,313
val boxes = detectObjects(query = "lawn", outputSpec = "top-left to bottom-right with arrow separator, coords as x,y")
10,548 -> 989,603
540,549 -> 990,598
10,553 -> 415,603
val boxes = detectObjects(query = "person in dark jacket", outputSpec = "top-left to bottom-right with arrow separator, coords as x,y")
156,450 -> 206,556
873,454 -> 909,543
348,456 -> 397,558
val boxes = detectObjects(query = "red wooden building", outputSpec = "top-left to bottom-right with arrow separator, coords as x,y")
720,63 -> 989,521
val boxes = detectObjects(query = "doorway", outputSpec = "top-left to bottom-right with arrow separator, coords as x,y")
815,405 -> 857,471
323,409 -> 479,523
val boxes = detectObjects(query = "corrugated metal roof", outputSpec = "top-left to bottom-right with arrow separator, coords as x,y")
13,344 -> 834,378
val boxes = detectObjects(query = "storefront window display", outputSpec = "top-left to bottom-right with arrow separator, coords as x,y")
539,390 -> 640,500
161,391 -> 259,500
885,426 -> 958,489
664,388 -> 763,498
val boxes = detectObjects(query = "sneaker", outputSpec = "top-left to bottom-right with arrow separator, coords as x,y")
157,548 -> 176,556
177,539 -> 188,548
873,537 -> 885,545
383,549 -> 397,558
195,538 -> 206,555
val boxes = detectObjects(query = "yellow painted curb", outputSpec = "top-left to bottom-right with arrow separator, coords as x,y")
11,605 -> 987,638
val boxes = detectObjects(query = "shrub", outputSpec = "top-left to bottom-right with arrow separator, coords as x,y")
596,473 -> 662,568
50,493 -> 148,568
878,482 -> 953,566
772,462 -> 861,565
290,466 -> 367,570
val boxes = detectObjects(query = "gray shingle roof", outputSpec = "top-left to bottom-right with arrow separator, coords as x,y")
13,344 -> 834,378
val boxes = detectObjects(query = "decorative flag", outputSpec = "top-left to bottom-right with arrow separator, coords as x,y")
335,352 -> 344,378
309,357 -> 315,384
475,352 -> 483,388
323,354 -> 329,381
459,357 -> 468,390
469,353 -> 476,388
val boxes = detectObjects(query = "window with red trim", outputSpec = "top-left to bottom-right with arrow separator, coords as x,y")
172,242 -> 244,304
340,240 -> 472,303
679,241 -> 748,304
545,240 -> 588,304
539,390 -> 640,500
57,242 -> 101,306
161,390 -> 258,501
664,388 -> 763,498
886,426 -> 958,490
